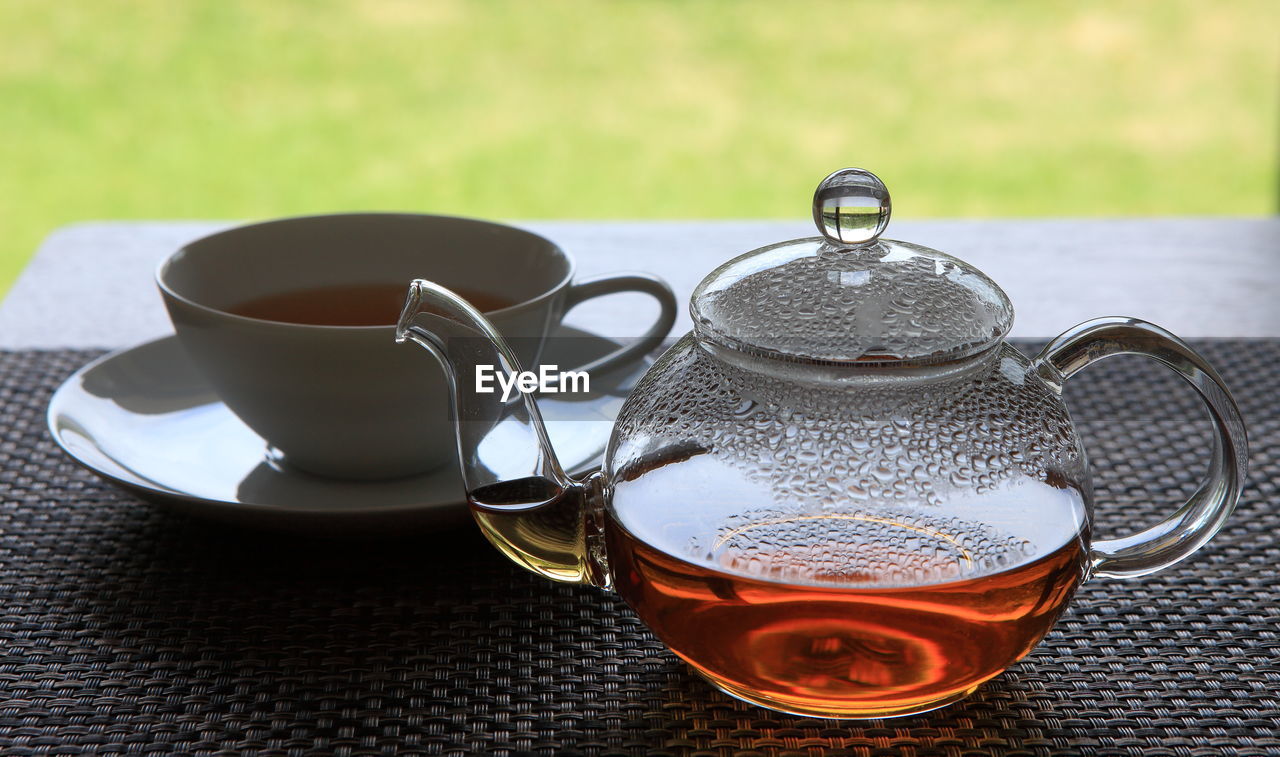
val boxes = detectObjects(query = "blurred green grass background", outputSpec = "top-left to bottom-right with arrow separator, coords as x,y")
1,0 -> 1276,294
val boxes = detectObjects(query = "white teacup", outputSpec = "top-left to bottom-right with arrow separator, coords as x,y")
157,213 -> 676,479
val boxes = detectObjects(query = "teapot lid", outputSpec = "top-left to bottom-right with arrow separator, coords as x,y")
690,168 -> 1013,367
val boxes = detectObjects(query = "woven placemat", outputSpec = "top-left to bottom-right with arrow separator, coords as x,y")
0,340 -> 1276,756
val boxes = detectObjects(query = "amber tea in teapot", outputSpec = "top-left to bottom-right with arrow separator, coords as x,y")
606,452 -> 1088,717
397,168 -> 1246,718
610,527 -> 1086,716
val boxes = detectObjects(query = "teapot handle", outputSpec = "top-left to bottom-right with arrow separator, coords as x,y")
1032,317 -> 1247,579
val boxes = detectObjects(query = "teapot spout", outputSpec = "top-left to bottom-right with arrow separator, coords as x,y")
395,280 -> 608,586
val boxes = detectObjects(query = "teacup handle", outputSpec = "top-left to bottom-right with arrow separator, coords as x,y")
1032,317 -> 1247,579
562,273 -> 678,375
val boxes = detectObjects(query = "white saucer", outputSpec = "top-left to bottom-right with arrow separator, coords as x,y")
48,327 -> 646,535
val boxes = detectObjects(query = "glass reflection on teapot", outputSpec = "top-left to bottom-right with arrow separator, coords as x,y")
395,168 -> 1246,719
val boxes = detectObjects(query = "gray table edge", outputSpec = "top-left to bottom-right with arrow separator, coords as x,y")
1,217 -> 1275,349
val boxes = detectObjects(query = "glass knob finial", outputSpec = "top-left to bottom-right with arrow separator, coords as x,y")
813,168 -> 891,245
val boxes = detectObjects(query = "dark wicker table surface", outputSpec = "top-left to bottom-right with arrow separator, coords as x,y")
1,340 -> 1276,756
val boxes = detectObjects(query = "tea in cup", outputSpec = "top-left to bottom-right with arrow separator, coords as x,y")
157,213 -> 676,479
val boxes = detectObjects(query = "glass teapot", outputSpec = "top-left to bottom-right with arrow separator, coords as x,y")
395,169 -> 1247,719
